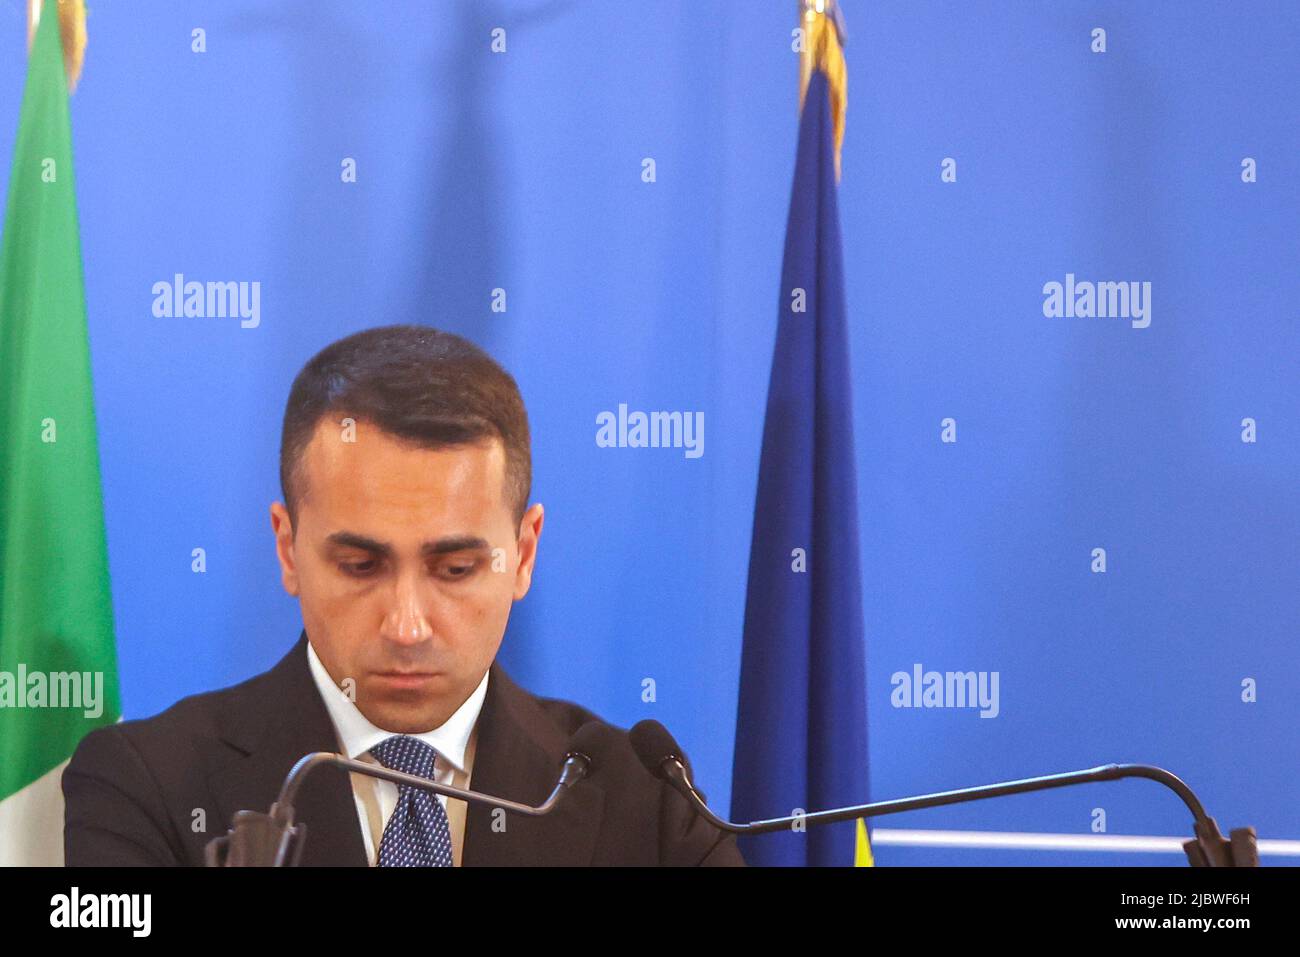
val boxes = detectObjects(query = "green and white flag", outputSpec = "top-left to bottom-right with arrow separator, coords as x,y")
0,0 -> 119,865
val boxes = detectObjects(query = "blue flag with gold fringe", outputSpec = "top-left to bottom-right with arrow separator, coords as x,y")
729,7 -> 871,867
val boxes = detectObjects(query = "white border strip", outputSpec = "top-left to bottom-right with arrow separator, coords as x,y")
870,828 -> 1300,857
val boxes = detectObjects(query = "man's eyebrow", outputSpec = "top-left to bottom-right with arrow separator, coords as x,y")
323,531 -> 491,556
421,535 -> 492,556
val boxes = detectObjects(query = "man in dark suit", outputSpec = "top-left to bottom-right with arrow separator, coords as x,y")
63,325 -> 743,866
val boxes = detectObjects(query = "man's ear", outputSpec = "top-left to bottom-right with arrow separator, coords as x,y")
512,503 -> 545,600
269,502 -> 301,596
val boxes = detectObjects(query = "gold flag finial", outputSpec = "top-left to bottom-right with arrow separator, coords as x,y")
798,0 -> 847,181
27,0 -> 88,93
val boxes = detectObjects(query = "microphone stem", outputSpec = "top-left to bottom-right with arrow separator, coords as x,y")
277,751 -> 584,818
674,762 -> 1210,834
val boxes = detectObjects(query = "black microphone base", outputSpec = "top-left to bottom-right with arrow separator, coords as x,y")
1182,817 -> 1259,867
205,807 -> 306,867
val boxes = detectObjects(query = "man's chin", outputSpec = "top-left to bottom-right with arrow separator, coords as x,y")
357,678 -> 460,734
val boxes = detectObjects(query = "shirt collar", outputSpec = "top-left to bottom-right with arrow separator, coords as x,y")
305,638 -> 489,773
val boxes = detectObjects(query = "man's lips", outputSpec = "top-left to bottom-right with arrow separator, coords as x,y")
371,671 -> 441,689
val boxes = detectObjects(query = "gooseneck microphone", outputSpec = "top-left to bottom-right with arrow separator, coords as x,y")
628,719 -> 1258,867
205,722 -> 610,866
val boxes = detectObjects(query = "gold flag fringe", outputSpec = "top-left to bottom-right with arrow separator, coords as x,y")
798,1 -> 847,181
27,0 -> 87,93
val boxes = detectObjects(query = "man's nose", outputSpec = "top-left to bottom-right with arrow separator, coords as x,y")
379,571 -> 436,646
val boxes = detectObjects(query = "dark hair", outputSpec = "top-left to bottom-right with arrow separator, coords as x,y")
279,325 -> 531,529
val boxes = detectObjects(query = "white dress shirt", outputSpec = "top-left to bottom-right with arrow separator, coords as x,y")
305,640 -> 490,866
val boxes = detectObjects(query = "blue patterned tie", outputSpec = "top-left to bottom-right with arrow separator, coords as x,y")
370,735 -> 454,867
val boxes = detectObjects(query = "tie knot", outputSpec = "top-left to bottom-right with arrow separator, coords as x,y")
370,735 -> 438,778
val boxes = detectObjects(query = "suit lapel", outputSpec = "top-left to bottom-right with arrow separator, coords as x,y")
462,663 -> 605,866
207,632 -> 368,866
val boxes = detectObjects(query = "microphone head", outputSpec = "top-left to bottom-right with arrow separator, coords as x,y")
566,720 -> 625,776
628,719 -> 691,782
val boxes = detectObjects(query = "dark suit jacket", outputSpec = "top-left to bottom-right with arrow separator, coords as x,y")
62,633 -> 744,866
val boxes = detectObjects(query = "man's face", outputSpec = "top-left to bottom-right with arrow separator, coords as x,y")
270,417 -> 542,733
